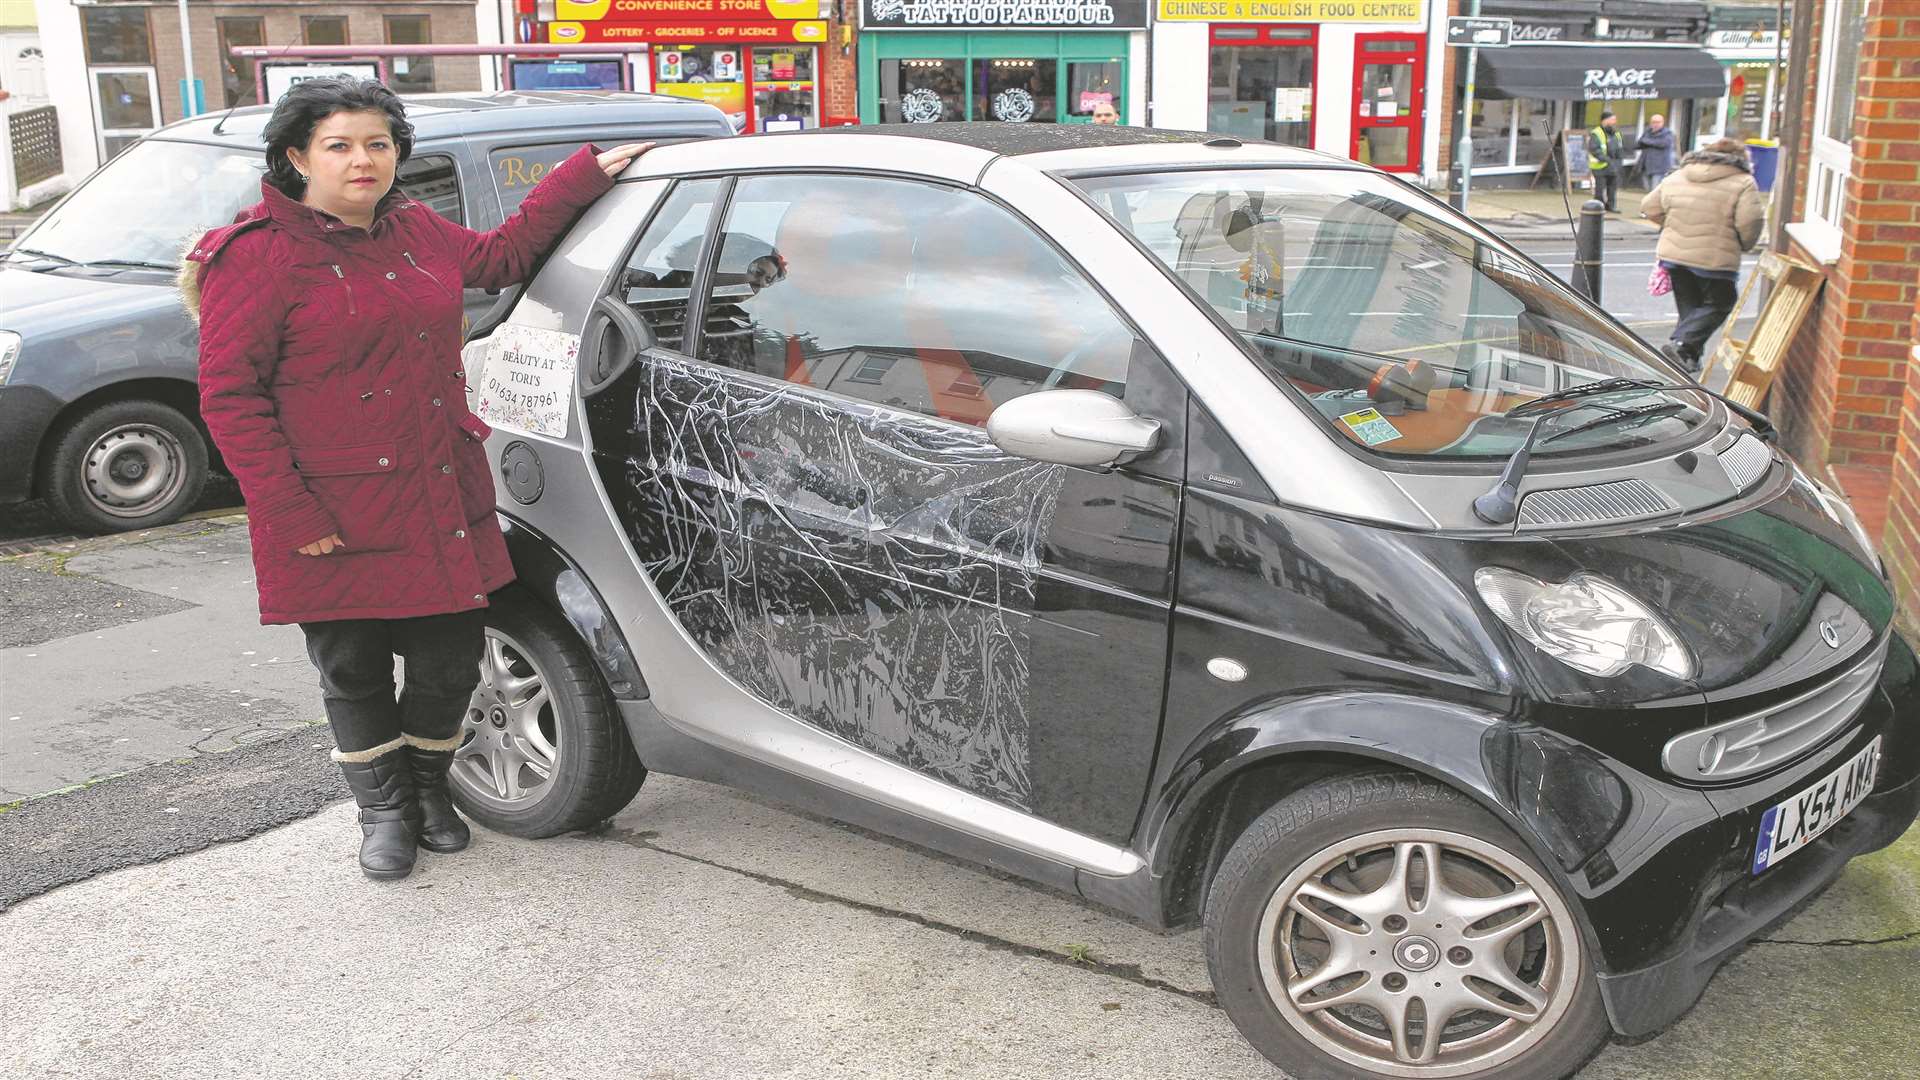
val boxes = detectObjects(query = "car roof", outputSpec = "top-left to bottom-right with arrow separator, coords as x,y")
627,124 -> 1355,187
153,91 -> 729,148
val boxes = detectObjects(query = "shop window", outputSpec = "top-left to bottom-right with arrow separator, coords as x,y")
613,179 -> 725,355
82,9 -> 152,65
1208,32 -> 1315,147
1470,99 -> 1514,168
1513,99 -> 1556,171
880,58 -> 965,124
973,58 -> 1057,124
385,16 -> 434,94
655,47 -> 749,133
216,18 -> 265,109
698,174 -> 1135,427
396,154 -> 462,226
1068,61 -> 1122,121
303,16 -> 348,47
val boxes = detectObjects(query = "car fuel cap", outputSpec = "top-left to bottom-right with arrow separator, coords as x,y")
500,441 -> 544,505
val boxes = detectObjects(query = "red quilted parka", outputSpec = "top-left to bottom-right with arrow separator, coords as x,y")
184,145 -> 612,624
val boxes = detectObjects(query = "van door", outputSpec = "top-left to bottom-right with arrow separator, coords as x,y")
578,172 -> 1183,844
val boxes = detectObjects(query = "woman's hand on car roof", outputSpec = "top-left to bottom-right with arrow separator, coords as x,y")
597,143 -> 656,179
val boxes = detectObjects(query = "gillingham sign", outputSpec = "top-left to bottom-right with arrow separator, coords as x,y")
861,0 -> 1149,29
1583,66 -> 1660,100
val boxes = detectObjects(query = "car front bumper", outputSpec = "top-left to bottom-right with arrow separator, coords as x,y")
0,383 -> 60,503
1588,636 -> 1920,1038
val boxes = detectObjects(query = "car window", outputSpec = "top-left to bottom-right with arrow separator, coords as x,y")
1074,168 -> 1705,461
696,174 -> 1136,429
398,153 -> 462,226
613,179 -> 725,353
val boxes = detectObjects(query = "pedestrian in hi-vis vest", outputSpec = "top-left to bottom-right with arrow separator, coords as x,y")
180,77 -> 649,880
1588,110 -> 1626,212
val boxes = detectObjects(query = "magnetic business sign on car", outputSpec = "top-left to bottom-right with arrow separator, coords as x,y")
860,0 -> 1149,31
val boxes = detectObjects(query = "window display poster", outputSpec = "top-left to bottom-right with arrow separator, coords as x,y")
771,51 -> 796,78
1079,90 -> 1114,113
657,50 -> 684,82
1273,87 -> 1310,123
713,49 -> 740,80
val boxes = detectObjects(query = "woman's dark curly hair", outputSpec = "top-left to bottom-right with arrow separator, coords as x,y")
261,77 -> 414,197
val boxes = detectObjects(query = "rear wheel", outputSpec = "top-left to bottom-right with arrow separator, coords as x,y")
1204,771 -> 1610,1080
42,399 -> 208,533
449,586 -> 646,838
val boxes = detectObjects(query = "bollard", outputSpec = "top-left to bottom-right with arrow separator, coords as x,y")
1572,199 -> 1605,302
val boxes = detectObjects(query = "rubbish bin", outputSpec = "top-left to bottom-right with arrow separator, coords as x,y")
1747,138 -> 1781,193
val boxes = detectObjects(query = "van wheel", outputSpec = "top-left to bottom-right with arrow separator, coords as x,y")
450,586 -> 646,838
1203,772 -> 1609,1080
43,400 -> 208,534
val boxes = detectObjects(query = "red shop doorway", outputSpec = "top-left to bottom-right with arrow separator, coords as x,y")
1350,33 -> 1424,173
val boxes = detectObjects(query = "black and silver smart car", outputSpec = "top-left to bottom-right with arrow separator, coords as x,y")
450,126 -> 1919,1080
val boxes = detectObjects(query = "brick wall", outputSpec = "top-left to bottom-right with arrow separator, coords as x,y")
1777,0 -> 1920,473
823,0 -> 857,122
142,2 -> 484,127
1433,0 -> 1460,182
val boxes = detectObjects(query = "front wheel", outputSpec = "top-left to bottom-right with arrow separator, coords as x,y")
42,399 -> 209,533
1204,772 -> 1610,1080
449,586 -> 646,838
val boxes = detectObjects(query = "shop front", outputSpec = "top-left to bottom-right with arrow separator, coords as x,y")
546,0 -> 828,132
1149,1 -> 1440,181
1461,1 -> 1720,187
1700,10 -> 1784,145
856,1 -> 1145,126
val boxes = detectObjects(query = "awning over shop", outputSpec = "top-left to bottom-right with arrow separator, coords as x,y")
1476,45 -> 1727,101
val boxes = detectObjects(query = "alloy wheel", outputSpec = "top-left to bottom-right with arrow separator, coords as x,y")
454,627 -> 561,810
81,422 -> 188,519
1255,828 -> 1581,1077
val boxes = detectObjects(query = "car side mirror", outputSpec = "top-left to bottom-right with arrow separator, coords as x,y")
986,390 -> 1161,469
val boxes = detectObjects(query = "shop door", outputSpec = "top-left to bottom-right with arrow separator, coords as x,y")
746,47 -> 817,132
1350,34 -> 1424,173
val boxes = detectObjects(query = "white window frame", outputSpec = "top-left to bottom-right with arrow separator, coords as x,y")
1793,1 -> 1859,263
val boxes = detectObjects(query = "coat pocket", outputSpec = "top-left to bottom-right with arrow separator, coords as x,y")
290,440 -> 408,551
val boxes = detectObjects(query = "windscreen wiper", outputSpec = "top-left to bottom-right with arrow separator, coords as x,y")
6,246 -> 78,267
84,258 -> 177,272
1472,399 -> 1691,525
1507,376 -> 1775,439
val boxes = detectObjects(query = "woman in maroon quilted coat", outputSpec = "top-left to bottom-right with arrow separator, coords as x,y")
181,78 -> 647,880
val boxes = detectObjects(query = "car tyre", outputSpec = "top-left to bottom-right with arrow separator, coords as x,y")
42,399 -> 209,534
1203,770 -> 1610,1080
451,586 -> 646,838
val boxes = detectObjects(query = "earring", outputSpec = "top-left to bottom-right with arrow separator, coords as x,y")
296,170 -> 309,183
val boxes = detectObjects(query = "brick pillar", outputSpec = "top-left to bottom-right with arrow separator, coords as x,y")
823,0 -> 859,123
1433,0 -> 1461,183
1885,271 -> 1920,628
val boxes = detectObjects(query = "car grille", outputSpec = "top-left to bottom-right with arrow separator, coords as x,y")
1516,479 -> 1680,529
1717,434 -> 1773,492
1662,640 -> 1887,783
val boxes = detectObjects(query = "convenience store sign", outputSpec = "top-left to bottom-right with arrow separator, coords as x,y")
557,0 -> 823,18
550,19 -> 828,41
1156,0 -> 1423,21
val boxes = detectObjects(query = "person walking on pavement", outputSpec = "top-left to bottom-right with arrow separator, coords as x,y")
1636,113 -> 1676,195
1640,137 -> 1766,374
1588,110 -> 1625,212
179,77 -> 649,880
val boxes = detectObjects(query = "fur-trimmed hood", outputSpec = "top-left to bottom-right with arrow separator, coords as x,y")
1679,147 -> 1753,174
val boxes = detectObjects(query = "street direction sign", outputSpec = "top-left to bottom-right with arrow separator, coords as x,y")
1447,16 -> 1513,48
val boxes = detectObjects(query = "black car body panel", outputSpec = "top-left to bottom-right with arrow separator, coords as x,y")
498,512 -> 650,700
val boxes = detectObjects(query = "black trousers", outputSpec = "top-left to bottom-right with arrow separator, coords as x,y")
301,609 -> 485,755
1594,170 -> 1619,212
1668,266 -> 1740,365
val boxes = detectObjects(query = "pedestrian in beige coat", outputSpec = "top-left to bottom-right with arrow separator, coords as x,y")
1641,138 -> 1767,372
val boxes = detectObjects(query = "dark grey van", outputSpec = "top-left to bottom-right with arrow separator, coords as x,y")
0,91 -> 730,534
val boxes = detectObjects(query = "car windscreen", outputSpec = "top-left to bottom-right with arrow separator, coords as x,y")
15,140 -> 263,269
1070,168 -> 1708,461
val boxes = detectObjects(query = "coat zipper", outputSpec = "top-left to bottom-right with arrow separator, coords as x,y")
330,264 -> 357,315
403,251 -> 453,299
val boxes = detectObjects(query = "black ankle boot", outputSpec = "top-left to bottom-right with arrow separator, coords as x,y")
337,747 -> 420,880
406,743 -> 471,854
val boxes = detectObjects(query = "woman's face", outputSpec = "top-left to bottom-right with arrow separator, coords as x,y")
287,109 -> 397,218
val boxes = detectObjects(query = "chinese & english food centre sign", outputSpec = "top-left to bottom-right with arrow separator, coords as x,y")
860,0 -> 1149,31
1156,0 -> 1422,22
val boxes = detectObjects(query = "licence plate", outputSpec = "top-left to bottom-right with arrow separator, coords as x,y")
1752,736 -> 1880,874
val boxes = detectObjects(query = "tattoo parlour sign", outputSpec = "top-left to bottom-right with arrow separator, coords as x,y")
860,0 -> 1149,30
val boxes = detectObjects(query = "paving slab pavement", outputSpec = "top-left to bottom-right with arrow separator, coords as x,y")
3,762 -> 1916,1080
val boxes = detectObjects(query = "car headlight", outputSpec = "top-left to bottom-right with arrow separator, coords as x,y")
1474,567 -> 1696,680
0,331 -> 21,386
